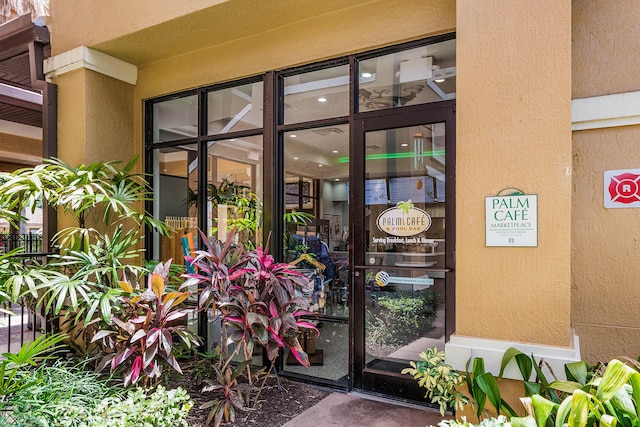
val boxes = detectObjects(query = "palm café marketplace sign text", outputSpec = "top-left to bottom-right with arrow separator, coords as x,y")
485,192 -> 537,247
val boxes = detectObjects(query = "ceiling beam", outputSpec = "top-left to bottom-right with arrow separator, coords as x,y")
0,14 -> 49,62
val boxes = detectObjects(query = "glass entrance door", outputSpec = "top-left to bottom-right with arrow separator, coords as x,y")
352,102 -> 455,400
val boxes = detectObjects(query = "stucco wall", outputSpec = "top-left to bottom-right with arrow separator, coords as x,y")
132,0 -> 456,99
572,1 -> 640,362
456,0 -> 573,347
49,0 -> 227,55
0,133 -> 41,167
572,126 -> 640,361
572,0 -> 640,98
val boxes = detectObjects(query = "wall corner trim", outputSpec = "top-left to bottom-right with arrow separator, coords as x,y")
44,46 -> 137,85
445,332 -> 581,381
572,91 -> 640,131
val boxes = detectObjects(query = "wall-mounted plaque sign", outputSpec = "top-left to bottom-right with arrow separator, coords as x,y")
485,191 -> 537,247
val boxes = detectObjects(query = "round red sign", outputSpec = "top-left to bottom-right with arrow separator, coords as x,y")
608,172 -> 640,204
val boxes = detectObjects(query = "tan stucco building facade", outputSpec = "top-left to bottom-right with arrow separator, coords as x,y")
36,0 -> 640,396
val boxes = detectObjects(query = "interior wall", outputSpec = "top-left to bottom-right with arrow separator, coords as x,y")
572,0 -> 640,362
456,0 -> 573,347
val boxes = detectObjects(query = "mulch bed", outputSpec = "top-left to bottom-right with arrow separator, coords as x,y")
166,359 -> 331,427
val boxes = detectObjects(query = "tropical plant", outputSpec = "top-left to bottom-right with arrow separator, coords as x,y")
402,347 -> 469,415
0,357 -> 191,427
181,229 -> 316,426
431,415 -> 535,427
520,358 -> 640,427
464,356 -> 519,419
0,157 -> 169,356
499,346 -> 596,404
0,333 -> 67,401
0,357 -> 123,426
200,360 -> 259,426
88,385 -> 192,427
92,260 -> 201,386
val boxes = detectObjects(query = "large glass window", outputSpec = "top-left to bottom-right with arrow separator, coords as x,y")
207,82 -> 263,135
151,144 -> 198,262
358,39 -> 456,112
145,35 -> 455,395
283,65 -> 349,124
206,136 -> 263,247
152,95 -> 198,143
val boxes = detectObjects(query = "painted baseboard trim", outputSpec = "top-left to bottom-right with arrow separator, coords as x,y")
572,91 -> 640,131
445,332 -> 581,381
44,46 -> 137,85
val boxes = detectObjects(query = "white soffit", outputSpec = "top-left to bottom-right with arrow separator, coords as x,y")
0,119 -> 42,139
572,91 -> 640,131
44,46 -> 137,85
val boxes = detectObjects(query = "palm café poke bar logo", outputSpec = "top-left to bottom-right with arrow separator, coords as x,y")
376,200 -> 432,237
604,169 -> 640,209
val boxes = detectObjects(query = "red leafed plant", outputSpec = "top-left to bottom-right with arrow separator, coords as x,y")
181,230 -> 317,426
92,260 -> 201,386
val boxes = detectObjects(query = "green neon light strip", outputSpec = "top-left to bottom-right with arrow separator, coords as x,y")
337,149 -> 446,163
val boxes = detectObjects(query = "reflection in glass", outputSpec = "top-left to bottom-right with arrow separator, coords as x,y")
365,268 -> 445,364
284,65 -> 349,124
152,96 -> 198,143
358,39 -> 456,112
207,81 -> 263,135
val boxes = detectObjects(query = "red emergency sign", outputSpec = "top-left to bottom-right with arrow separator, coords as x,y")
608,172 -> 640,204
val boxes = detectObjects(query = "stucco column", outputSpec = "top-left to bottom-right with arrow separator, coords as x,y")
45,48 -> 138,229
447,0 -> 578,376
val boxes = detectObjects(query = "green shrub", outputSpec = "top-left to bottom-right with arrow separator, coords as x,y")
402,347 -> 469,415
0,357 -> 191,427
88,385 -> 192,427
366,291 -> 438,346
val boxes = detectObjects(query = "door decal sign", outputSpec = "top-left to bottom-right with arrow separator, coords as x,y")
604,169 -> 640,208
376,200 -> 432,237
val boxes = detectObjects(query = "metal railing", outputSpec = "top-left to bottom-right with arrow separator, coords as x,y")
0,250 -> 52,354
0,233 -> 43,253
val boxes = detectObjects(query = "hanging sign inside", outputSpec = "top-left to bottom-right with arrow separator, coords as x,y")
604,169 -> 640,208
485,189 -> 537,247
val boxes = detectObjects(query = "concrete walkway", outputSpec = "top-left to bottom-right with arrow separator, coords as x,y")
283,392 -> 450,427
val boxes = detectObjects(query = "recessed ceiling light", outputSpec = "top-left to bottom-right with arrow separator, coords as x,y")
435,78 -> 446,83
334,178 -> 340,181
229,139 -> 235,141
318,97 -> 327,103
332,150 -> 339,153
318,164 -> 323,167
293,157 -> 299,160
401,143 -> 409,147
361,72 -> 372,78
290,134 -> 297,138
